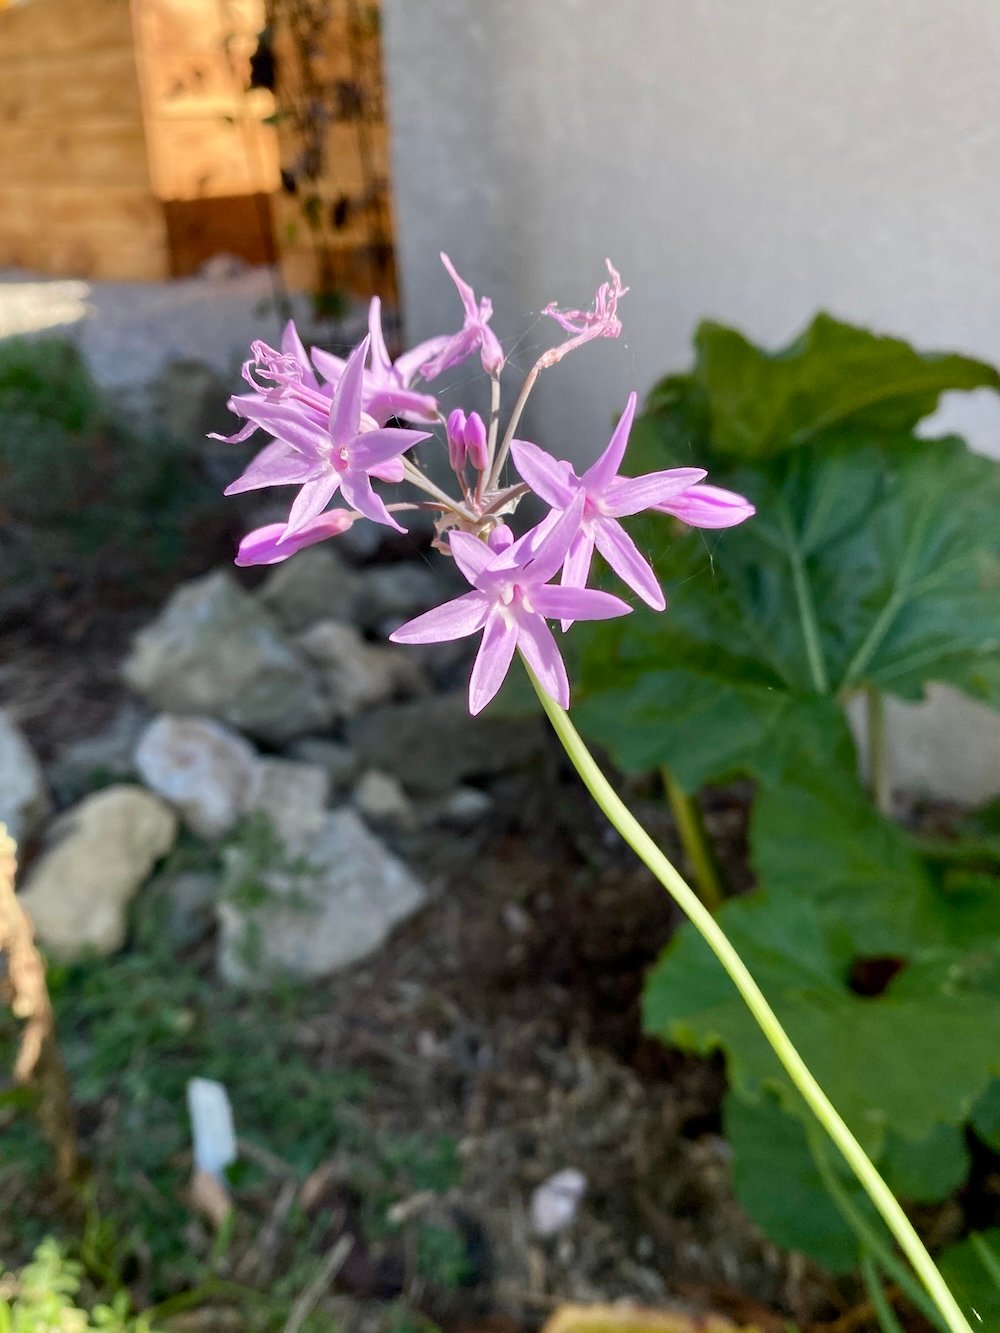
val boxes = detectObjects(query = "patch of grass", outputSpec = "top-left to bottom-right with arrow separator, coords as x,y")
0,882 -> 463,1328
0,336 -> 219,606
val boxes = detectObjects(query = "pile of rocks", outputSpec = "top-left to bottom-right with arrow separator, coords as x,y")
1,544 -> 545,987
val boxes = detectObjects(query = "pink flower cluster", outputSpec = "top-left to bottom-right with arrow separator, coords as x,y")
215,256 -> 754,714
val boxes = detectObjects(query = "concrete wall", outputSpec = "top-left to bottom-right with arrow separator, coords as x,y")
382,0 -> 1000,801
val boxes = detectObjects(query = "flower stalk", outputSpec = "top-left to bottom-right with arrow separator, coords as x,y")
525,664 -> 973,1333
660,767 -> 725,912
866,684 -> 892,816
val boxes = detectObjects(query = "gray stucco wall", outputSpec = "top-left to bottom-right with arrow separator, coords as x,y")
382,0 -> 1000,801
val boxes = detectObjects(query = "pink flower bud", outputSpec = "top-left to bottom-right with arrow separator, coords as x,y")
446,408 -> 469,472
235,510 -> 357,566
464,411 -> 489,472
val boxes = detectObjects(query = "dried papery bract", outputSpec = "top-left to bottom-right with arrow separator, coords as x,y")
0,825 -> 78,1184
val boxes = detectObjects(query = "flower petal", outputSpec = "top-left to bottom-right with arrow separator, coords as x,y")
364,387 -> 440,425
352,426 -> 430,468
658,483 -> 756,528
468,609 -> 518,715
283,472 -> 342,537
531,585 -> 631,622
602,467 -> 707,517
509,438 -> 578,509
394,334 -> 451,384
369,456 -> 406,483
593,518 -> 665,609
281,320 -> 318,388
340,470 -> 405,532
329,336 -> 369,443
515,613 -> 569,709
449,530 -> 494,585
520,492 -> 586,586
236,511 -> 355,566
367,296 -> 393,376
420,326 -> 478,381
440,252 -> 479,319
311,346 -> 347,386
223,441 -> 317,495
582,391 -> 637,491
390,590 -> 490,644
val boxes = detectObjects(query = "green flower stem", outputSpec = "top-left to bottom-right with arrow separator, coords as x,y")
861,1254 -> 907,1333
806,1124 -> 945,1331
866,685 -> 892,817
660,767 -> 725,912
526,666 -> 973,1333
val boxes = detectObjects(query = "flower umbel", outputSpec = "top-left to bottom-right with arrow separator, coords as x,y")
217,256 -> 751,710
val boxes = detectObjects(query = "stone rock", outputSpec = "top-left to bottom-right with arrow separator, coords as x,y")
285,739 -> 360,795
47,703 -> 148,802
255,547 -> 360,634
217,808 -> 427,987
123,570 -> 332,744
135,714 -> 260,839
355,562 -> 446,636
250,758 -> 329,848
346,692 -> 546,795
19,785 -> 177,959
151,869 -> 218,949
433,785 -> 494,828
297,619 -> 421,719
0,711 -> 51,844
152,358 -> 233,443
354,770 -> 418,831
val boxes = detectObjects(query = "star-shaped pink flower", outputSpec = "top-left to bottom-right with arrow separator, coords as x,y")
510,392 -> 706,615
390,497 -> 630,714
311,297 -> 445,424
419,253 -> 504,379
224,336 -> 430,536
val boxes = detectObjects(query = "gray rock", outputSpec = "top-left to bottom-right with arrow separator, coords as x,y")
217,808 -> 427,987
434,785 -> 494,828
250,758 -> 329,848
297,619 -> 420,719
123,570 -> 332,744
285,739 -> 360,795
151,358 -> 233,443
346,692 -> 546,795
0,711 -> 51,844
354,769 -> 418,831
355,562 -> 446,635
19,785 -> 177,959
255,547 -> 360,634
47,703 -> 148,802
151,869 -> 219,949
135,714 -> 260,839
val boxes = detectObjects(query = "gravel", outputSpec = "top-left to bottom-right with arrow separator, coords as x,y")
0,264 -> 366,401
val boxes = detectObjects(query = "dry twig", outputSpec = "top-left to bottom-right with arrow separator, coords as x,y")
0,824 -> 78,1182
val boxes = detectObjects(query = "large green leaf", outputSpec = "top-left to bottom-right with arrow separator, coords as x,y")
643,888 -> 1000,1154
660,313 -> 1000,462
937,1231 -> 1000,1329
576,319 -> 1000,791
725,1091 -> 968,1273
724,1089 -> 867,1273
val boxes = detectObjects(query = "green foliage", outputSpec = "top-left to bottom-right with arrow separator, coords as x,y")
575,314 -> 1000,790
937,1231 -> 1000,1329
0,1239 -> 155,1332
577,315 -> 1000,1279
1,892 -> 460,1323
0,336 -> 216,601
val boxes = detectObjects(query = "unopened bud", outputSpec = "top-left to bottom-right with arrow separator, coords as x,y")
446,408 -> 468,473
464,411 -> 489,471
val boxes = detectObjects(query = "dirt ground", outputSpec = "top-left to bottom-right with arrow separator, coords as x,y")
4,567 -> 920,1333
